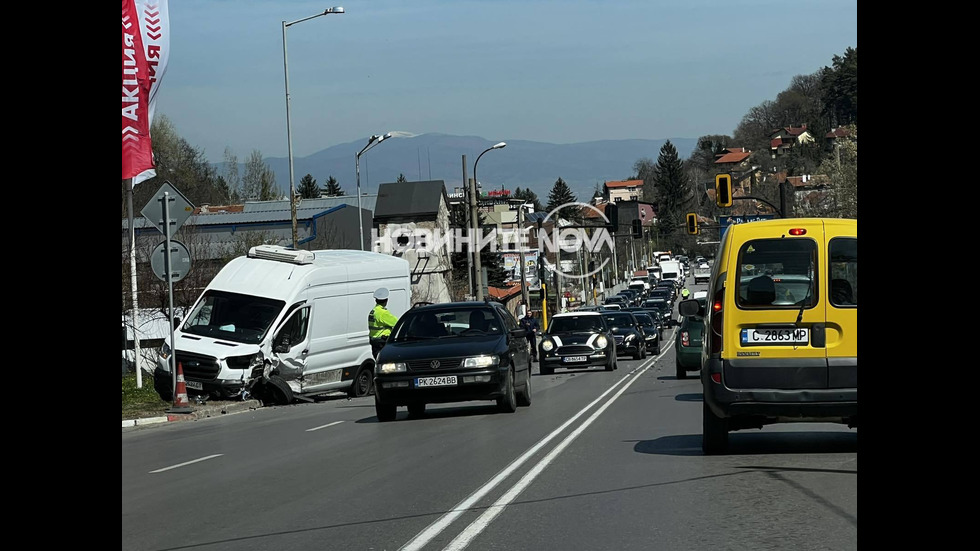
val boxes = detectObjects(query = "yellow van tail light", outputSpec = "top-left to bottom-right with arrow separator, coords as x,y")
788,228 -> 807,236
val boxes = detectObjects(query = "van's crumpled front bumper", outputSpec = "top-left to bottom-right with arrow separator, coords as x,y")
153,365 -> 249,400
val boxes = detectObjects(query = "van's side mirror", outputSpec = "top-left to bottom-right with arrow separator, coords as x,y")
510,328 -> 527,339
274,335 -> 291,353
678,299 -> 702,318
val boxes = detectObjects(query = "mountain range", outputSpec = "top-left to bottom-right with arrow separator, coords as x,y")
251,133 -> 698,202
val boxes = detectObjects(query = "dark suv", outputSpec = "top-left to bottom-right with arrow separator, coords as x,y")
674,296 -> 706,379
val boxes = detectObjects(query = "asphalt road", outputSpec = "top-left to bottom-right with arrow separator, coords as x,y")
122,276 -> 857,551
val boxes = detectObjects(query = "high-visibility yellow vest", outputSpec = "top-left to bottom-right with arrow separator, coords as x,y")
368,304 -> 398,338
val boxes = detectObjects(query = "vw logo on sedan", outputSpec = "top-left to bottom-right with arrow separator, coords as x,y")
430,360 -> 440,369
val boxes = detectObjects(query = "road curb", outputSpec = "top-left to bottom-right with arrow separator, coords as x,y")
123,399 -> 263,429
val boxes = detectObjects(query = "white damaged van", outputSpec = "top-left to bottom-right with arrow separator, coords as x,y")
154,246 -> 411,405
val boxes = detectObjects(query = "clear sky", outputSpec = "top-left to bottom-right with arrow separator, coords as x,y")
154,0 -> 858,164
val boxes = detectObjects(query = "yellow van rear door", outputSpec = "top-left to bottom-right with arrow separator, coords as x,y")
823,220 -> 857,388
725,220 -> 826,389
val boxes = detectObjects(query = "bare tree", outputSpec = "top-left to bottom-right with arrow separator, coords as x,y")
223,147 -> 242,202
241,150 -> 266,200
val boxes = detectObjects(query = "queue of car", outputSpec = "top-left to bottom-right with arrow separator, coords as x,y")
369,253 -> 717,434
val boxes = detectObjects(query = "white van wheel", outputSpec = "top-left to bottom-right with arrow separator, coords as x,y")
348,362 -> 375,398
262,376 -> 293,406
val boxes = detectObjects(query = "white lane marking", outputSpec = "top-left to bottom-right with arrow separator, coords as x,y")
149,454 -> 223,473
443,359 -> 657,550
399,355 -> 659,551
307,420 -> 344,432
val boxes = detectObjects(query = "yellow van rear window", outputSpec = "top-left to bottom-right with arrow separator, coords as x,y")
736,238 -> 817,308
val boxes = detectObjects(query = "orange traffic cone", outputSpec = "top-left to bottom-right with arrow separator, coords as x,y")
167,362 -> 193,414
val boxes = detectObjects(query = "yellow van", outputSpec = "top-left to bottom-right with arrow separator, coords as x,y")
678,218 -> 857,454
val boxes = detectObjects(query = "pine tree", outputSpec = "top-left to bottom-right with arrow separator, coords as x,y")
513,187 -> 544,212
652,140 -> 690,247
397,173 -> 408,183
545,177 -> 577,213
323,176 -> 343,196
298,174 -> 319,199
446,203 -> 510,294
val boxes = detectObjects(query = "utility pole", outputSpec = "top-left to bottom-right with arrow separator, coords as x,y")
469,174 -> 483,301
462,155 -> 472,299
518,204 -> 529,308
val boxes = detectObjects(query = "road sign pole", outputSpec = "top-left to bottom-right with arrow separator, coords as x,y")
141,181 -> 195,400
162,192 -> 178,397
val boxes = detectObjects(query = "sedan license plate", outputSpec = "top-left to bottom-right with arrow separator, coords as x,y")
741,327 -> 809,345
415,376 -> 457,387
562,356 -> 588,363
185,380 -> 203,390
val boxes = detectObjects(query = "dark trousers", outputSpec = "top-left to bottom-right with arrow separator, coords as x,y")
526,336 -> 537,359
370,337 -> 388,359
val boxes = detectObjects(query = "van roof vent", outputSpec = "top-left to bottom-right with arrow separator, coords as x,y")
248,245 -> 314,265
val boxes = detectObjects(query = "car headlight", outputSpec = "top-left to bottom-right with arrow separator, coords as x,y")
463,355 -> 499,368
541,339 -> 555,351
158,342 -> 172,360
378,362 -> 407,374
594,335 -> 608,349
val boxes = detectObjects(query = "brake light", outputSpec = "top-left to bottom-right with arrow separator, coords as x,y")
710,373 -> 722,384
788,228 -> 807,236
710,287 -> 724,353
680,331 -> 690,347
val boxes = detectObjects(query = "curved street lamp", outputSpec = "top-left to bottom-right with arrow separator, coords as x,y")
356,132 -> 393,251
282,6 -> 345,249
471,141 -> 506,300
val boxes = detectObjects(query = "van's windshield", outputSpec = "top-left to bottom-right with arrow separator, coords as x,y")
181,290 -> 286,344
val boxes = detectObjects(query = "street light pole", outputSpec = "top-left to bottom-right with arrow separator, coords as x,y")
518,202 -> 529,308
471,142 -> 506,301
356,132 -> 392,250
282,6 -> 345,249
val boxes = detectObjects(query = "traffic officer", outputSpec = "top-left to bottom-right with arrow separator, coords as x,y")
680,287 -> 690,299
368,288 -> 399,358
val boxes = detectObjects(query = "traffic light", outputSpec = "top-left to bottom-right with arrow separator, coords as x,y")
537,283 -> 545,301
685,212 -> 699,235
715,174 -> 733,208
631,219 -> 642,239
604,202 -> 618,233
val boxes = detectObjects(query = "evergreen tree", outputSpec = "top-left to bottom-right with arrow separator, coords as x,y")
323,176 -> 343,196
397,173 -> 408,183
446,203 -> 509,295
298,174 -> 319,199
820,47 -> 857,126
652,140 -> 690,247
513,187 -> 544,212
545,177 -> 577,213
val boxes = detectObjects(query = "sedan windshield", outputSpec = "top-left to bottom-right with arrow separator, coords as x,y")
391,307 -> 502,341
548,315 -> 604,333
602,313 -> 635,327
634,314 -> 656,328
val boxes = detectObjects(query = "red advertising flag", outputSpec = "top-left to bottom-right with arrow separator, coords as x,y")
122,0 -> 170,183
122,0 -> 153,180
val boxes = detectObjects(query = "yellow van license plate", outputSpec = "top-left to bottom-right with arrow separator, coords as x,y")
741,328 -> 809,345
